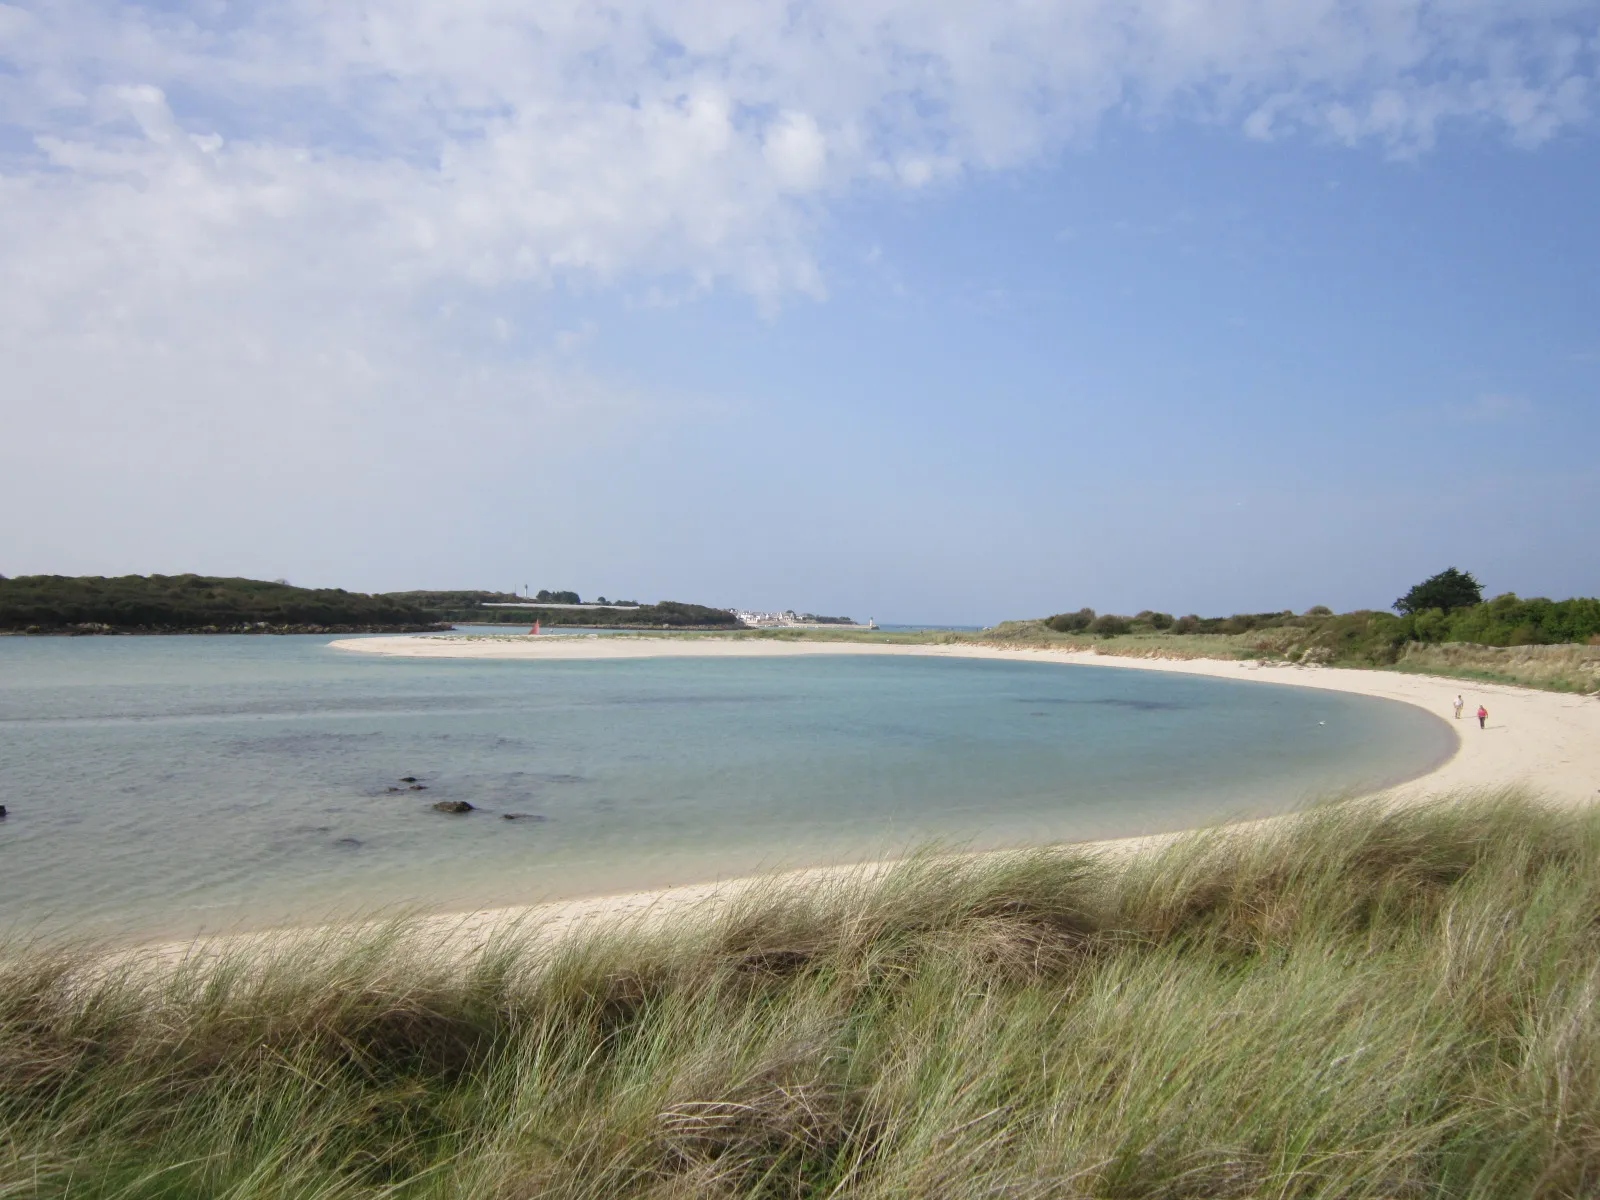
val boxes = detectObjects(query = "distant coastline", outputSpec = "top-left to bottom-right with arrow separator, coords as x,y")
0,573 -> 449,635
0,622 -> 447,636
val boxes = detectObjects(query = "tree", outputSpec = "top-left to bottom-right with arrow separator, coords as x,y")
1046,608 -> 1095,633
1395,568 -> 1483,616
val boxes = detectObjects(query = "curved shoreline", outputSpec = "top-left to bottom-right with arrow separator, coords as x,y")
134,635 -> 1596,961
333,632 -> 1600,806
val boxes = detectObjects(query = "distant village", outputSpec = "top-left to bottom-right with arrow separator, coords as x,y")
734,609 -> 871,629
480,589 -> 871,630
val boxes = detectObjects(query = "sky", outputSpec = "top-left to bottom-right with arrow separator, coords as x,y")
1,1 -> 1597,625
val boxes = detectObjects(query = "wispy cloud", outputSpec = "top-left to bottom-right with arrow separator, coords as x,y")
0,0 -> 1593,477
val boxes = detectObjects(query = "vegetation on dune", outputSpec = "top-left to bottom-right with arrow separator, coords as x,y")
981,613 -> 1600,693
466,601 -> 741,628
1030,597 -> 1600,660
1388,641 -> 1600,692
1395,566 -> 1484,616
966,571 -> 1600,693
1030,570 -> 1600,660
379,588 -> 532,610
381,591 -> 740,629
4,793 -> 1599,1197
0,574 -> 448,634
0,577 -> 741,633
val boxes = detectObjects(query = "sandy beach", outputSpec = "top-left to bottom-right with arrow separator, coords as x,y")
333,633 -> 1600,805
268,633 -> 1600,959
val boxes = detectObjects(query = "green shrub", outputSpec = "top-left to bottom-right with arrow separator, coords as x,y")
1089,613 -> 1131,636
1046,608 -> 1095,633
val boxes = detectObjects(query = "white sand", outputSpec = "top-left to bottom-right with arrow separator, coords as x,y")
143,634 -> 1598,962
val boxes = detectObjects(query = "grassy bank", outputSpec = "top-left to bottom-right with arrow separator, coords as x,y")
0,575 -> 447,635
653,623 -> 1600,693
6,793 -> 1600,1197
1389,642 -> 1600,694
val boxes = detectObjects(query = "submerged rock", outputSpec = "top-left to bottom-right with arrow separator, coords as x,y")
0,805 -> 7,819
399,776 -> 419,783
432,800 -> 474,814
408,784 -> 428,791
501,812 -> 548,822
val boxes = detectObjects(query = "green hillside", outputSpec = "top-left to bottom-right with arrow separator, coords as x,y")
381,591 -> 741,629
0,575 -> 448,634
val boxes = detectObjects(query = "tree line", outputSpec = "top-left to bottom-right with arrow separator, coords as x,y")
0,576 -> 745,633
1041,569 -> 1600,656
0,575 -> 448,633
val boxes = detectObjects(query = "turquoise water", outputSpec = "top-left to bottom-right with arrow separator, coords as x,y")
0,636 -> 1455,940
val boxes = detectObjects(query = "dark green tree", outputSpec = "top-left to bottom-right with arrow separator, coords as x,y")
1046,608 -> 1095,633
1395,568 -> 1483,616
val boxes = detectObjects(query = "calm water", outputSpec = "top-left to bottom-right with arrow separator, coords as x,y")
0,636 -> 1454,940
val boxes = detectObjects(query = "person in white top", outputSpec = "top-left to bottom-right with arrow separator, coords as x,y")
1453,695 -> 1464,719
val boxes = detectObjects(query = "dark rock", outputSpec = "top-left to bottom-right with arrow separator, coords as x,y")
386,787 -> 401,793
399,776 -> 419,783
432,800 -> 474,814
334,837 -> 362,849
0,805 -> 7,818
409,784 -> 428,791
502,812 -> 548,822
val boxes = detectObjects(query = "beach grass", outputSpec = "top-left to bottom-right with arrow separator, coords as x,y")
722,623 -> 1600,693
5,791 -> 1600,1197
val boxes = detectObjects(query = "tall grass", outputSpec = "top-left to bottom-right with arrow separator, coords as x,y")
1393,642 -> 1600,694
5,792 -> 1600,1197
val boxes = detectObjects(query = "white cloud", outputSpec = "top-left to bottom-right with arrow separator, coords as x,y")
4,1 -> 1593,305
0,0 -> 1594,536
763,111 -> 829,191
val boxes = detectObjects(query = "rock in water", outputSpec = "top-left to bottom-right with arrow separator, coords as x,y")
0,805 -> 7,819
502,812 -> 548,822
432,800 -> 474,814
399,776 -> 419,783
409,784 -> 428,791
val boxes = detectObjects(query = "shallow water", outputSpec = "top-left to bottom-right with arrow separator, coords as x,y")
0,635 -> 1454,940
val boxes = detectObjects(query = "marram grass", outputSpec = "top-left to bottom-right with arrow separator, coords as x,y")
4,791 -> 1600,1198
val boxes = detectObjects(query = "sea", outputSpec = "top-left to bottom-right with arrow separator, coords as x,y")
0,633 -> 1456,941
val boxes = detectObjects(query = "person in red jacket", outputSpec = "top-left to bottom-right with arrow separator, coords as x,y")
1477,704 -> 1488,729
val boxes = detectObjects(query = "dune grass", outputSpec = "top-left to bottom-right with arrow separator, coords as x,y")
5,792 -> 1600,1198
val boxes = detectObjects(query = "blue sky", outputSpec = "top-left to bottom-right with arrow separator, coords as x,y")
1,2 -> 1596,624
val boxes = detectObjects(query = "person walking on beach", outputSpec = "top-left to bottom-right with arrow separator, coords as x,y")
1477,704 -> 1488,729
1453,695 -> 1464,719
